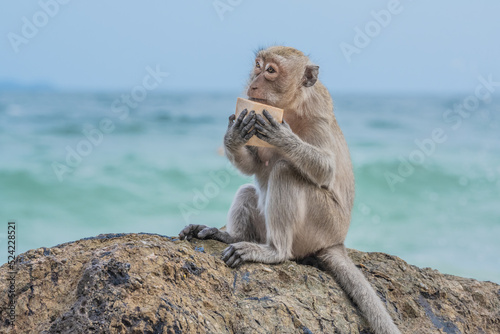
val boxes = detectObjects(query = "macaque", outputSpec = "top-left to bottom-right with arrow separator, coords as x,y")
180,46 -> 400,334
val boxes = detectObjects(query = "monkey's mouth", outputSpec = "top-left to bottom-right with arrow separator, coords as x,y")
248,97 -> 268,104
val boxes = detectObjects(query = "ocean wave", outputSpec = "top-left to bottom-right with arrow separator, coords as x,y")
354,159 -> 500,194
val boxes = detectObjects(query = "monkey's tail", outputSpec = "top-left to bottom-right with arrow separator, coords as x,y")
318,245 -> 401,334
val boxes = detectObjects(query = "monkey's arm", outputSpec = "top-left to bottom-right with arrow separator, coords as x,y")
255,111 -> 335,186
283,136 -> 335,186
224,145 -> 260,176
280,134 -> 335,187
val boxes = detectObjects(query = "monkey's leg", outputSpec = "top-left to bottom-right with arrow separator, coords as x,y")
225,184 -> 266,243
179,184 -> 265,244
222,161 -> 300,267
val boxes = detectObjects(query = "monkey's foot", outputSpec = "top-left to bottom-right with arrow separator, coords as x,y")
179,224 -> 233,243
222,242 -> 289,268
221,242 -> 253,268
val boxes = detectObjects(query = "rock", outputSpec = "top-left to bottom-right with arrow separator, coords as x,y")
0,233 -> 498,333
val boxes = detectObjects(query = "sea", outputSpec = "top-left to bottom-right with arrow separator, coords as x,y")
1,90 -> 499,284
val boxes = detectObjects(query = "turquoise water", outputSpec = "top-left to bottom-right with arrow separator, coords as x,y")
1,91 -> 499,283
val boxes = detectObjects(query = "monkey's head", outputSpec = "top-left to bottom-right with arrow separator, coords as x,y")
246,46 -> 319,109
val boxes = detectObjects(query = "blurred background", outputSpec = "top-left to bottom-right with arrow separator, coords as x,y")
1,1 -> 499,283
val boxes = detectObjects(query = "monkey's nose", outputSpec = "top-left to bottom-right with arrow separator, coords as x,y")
251,86 -> 258,90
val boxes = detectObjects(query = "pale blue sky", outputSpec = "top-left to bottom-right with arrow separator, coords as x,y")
1,1 -> 499,93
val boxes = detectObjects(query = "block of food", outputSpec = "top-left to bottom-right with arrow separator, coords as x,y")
234,97 -> 284,147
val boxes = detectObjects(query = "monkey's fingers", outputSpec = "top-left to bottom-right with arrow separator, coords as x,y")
262,110 -> 280,128
227,114 -> 236,128
255,131 -> 270,143
254,123 -> 270,137
239,110 -> 256,130
255,114 -> 271,128
234,109 -> 248,128
241,118 -> 256,137
243,129 -> 256,141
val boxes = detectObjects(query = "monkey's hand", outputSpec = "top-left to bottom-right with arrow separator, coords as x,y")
224,109 -> 256,149
255,110 -> 296,147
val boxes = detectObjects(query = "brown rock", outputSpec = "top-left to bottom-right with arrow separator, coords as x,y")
0,233 -> 499,333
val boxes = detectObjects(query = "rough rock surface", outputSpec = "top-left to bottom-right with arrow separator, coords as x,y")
0,233 -> 499,334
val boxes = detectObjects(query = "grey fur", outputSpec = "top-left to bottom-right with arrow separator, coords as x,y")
179,46 -> 400,334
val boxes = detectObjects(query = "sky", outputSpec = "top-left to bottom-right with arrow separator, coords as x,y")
1,0 -> 500,94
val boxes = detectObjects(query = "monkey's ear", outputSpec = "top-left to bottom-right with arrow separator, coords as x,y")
303,65 -> 319,87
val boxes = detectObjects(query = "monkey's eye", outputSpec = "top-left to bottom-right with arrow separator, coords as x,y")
256,62 -> 260,69
267,66 -> 276,74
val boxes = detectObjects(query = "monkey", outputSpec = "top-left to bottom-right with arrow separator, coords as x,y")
179,46 -> 400,334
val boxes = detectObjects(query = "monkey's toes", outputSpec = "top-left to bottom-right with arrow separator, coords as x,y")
179,224 -> 208,241
197,227 -> 219,239
221,245 -> 234,260
221,245 -> 243,268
